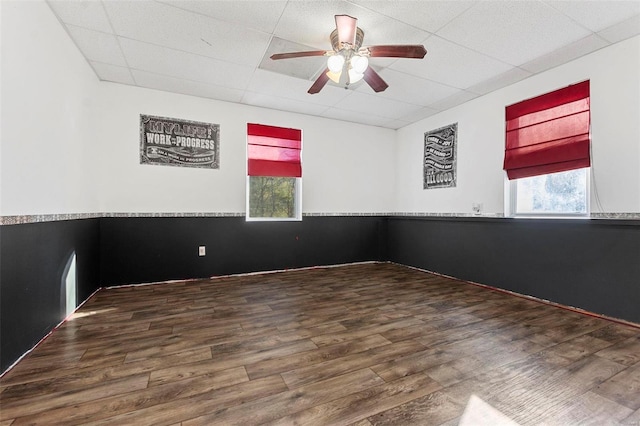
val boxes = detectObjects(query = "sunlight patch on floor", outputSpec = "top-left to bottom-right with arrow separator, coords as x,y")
69,308 -> 117,320
459,395 -> 520,426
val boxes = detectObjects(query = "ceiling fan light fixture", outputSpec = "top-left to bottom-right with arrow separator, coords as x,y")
326,70 -> 342,84
350,55 -> 368,73
327,54 -> 345,73
348,69 -> 364,84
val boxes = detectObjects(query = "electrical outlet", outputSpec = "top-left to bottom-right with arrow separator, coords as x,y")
472,203 -> 483,214
198,246 -> 206,256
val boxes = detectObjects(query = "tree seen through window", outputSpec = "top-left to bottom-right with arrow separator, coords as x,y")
249,176 -> 296,218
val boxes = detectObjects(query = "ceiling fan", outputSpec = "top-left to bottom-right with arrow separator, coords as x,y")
270,14 -> 427,94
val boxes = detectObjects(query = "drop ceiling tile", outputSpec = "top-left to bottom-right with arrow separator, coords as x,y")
102,0 -> 271,67
131,70 -> 245,103
241,92 -> 330,117
520,34 -> 609,74
47,0 -> 113,33
66,25 -> 127,67
119,38 -> 254,90
597,14 -> 640,44
90,62 -> 135,85
467,67 -> 532,95
389,35 -> 514,89
259,37 -> 328,81
350,0 -> 476,33
247,69 -> 351,107
156,0 -> 287,33
275,1 -> 430,50
273,3 -> 341,49
386,119 -> 413,130
544,0 -> 640,32
427,90 -> 480,111
357,68 -> 460,106
396,106 -> 441,123
320,107 -> 397,128
331,90 -> 424,120
437,1 -> 592,66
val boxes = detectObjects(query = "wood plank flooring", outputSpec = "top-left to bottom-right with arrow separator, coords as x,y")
1,262 -> 639,425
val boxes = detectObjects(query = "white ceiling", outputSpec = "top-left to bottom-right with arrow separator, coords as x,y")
48,0 -> 640,129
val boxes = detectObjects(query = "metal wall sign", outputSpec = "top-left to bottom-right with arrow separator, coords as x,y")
424,123 -> 457,189
140,115 -> 220,169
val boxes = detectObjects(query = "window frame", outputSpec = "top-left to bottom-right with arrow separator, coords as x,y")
507,167 -> 590,219
245,122 -> 303,222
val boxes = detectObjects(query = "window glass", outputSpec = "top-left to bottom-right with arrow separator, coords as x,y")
513,168 -> 588,216
248,176 -> 299,219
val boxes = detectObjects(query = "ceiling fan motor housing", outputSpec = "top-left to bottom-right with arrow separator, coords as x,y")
330,27 -> 365,52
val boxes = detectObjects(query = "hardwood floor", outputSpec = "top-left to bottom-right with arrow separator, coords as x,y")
1,262 -> 639,425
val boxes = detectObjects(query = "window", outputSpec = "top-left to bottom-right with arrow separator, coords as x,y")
247,123 -> 302,221
504,81 -> 590,217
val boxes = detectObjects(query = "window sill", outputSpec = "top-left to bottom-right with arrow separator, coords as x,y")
509,214 -> 590,220
245,217 -> 302,222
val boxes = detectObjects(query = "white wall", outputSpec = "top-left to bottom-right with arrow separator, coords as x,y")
0,0 -> 100,215
395,36 -> 640,215
93,83 -> 396,214
1,0 -> 396,216
3,1 -> 637,217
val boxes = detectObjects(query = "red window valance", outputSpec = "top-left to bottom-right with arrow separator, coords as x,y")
247,123 -> 302,177
504,80 -> 590,180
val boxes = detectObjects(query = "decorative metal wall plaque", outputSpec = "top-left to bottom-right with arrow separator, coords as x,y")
424,123 -> 457,189
140,115 -> 220,169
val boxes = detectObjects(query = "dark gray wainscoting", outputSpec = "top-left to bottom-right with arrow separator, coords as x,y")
387,216 -> 640,324
0,219 -> 101,373
99,216 -> 387,287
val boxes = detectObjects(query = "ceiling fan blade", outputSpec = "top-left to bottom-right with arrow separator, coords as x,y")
270,50 -> 328,60
308,68 -> 331,94
335,14 -> 357,46
364,45 -> 427,59
363,67 -> 388,93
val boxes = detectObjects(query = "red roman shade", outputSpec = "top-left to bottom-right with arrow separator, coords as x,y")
504,80 -> 590,180
247,123 -> 302,177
